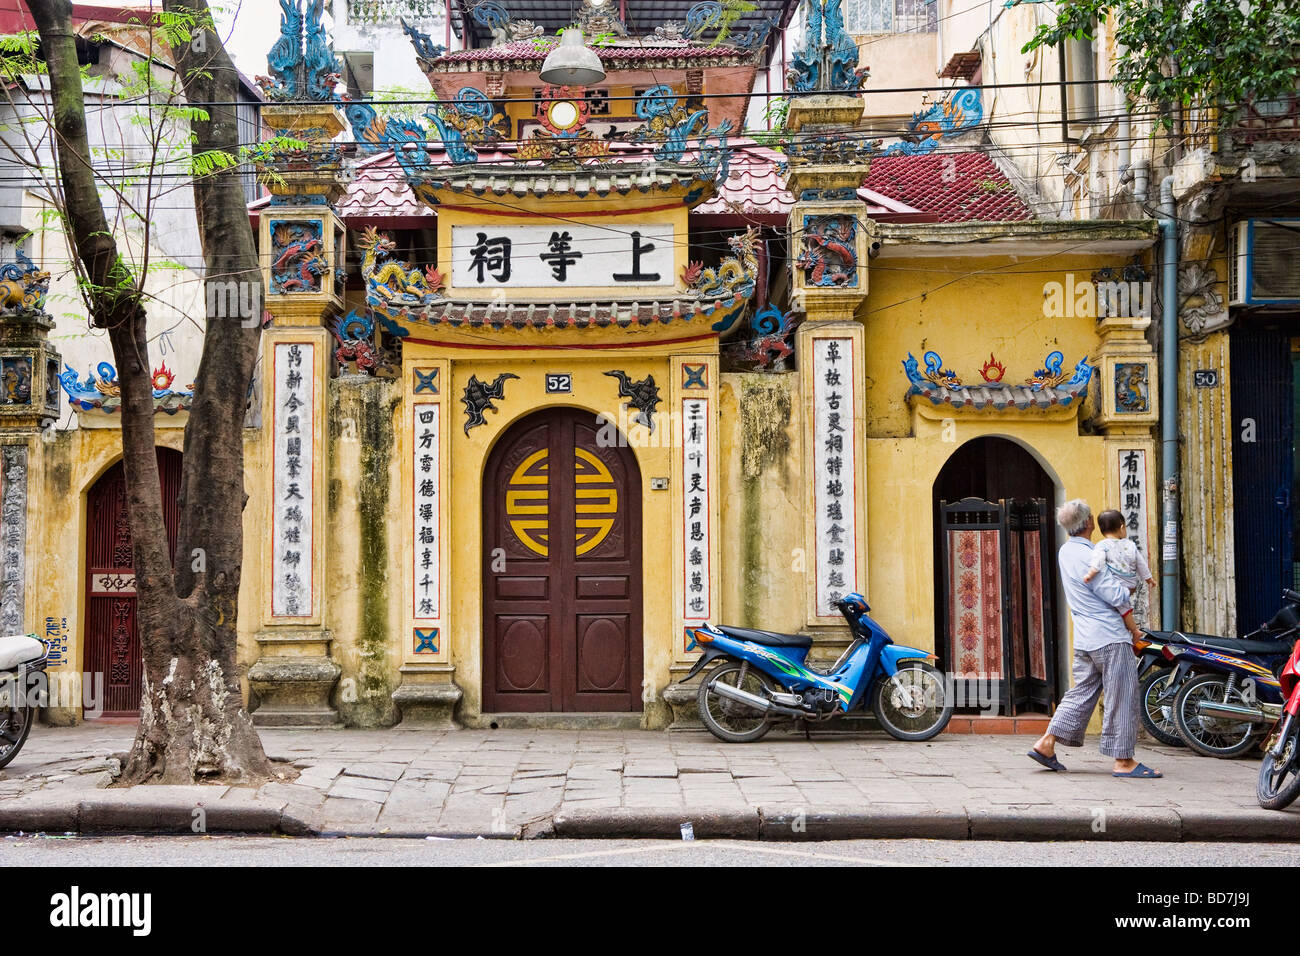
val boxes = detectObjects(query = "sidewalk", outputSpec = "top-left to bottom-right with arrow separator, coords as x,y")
0,723 -> 1295,841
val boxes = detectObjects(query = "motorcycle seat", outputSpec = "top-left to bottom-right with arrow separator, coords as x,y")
0,635 -> 45,671
1173,631 -> 1293,656
716,625 -> 814,649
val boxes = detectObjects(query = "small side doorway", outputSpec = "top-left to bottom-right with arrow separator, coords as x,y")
84,448 -> 182,718
934,438 -> 1059,715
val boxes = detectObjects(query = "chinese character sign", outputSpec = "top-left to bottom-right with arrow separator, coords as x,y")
451,224 -> 674,290
412,402 -> 440,622
1118,448 -> 1149,562
1117,447 -> 1151,625
682,398 -> 711,623
812,338 -> 858,617
272,342 -> 314,618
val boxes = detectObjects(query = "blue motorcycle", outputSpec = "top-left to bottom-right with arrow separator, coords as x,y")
682,593 -> 953,743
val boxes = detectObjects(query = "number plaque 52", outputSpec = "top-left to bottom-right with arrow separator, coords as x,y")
546,374 -> 572,394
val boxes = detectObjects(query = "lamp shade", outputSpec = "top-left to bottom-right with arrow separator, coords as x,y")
539,28 -> 606,87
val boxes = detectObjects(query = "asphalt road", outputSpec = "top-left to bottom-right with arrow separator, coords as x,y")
1,834 -> 1294,866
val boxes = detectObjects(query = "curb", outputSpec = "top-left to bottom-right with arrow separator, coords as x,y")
553,807 -> 761,840
0,795 -> 320,837
3,800 -> 1298,841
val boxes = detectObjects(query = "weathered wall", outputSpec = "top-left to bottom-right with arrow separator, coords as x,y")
718,372 -> 805,634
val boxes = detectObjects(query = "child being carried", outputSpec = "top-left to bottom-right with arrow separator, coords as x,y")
1083,508 -> 1155,641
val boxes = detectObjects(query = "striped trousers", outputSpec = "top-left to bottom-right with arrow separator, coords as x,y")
1045,641 -> 1139,760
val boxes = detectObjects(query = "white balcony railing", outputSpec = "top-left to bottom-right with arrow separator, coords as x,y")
346,0 -> 445,26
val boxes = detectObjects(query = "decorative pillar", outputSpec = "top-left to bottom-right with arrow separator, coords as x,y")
392,357 -> 461,727
782,11 -> 874,641
663,355 -> 721,726
247,15 -> 351,724
0,256 -> 57,648
1087,280 -> 1162,629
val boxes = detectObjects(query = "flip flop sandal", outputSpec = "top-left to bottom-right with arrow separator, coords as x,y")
1113,762 -> 1162,778
1026,750 -> 1067,772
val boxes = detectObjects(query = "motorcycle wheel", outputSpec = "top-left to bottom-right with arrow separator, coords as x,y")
0,703 -> 35,771
1172,673 -> 1262,759
1138,667 -> 1185,748
872,661 -> 953,741
1258,717 -> 1300,811
697,660 -> 775,744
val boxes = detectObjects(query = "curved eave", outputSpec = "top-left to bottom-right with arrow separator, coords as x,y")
906,380 -> 1090,416
410,163 -> 720,209
371,291 -> 752,339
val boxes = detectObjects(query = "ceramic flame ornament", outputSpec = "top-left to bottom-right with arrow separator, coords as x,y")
979,354 -> 1006,383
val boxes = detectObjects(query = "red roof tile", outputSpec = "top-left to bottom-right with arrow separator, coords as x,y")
862,152 -> 1032,223
251,146 -> 1032,227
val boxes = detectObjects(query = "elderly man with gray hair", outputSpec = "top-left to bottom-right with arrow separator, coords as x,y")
1027,498 -> 1162,778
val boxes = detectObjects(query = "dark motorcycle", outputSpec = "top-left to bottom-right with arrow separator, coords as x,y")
0,634 -> 49,770
1161,594 -> 1300,758
1133,633 -> 1184,747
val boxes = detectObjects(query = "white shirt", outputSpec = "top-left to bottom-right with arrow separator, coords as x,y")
1059,535 -> 1134,652
1088,536 -> 1151,587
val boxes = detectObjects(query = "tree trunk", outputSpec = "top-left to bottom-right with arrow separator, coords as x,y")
26,0 -> 271,783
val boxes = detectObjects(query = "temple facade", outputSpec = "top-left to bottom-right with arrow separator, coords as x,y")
4,0 -> 1163,730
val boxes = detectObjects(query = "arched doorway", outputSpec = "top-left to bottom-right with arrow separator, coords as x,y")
933,437 -> 1059,715
84,448 -> 183,718
482,407 -> 643,713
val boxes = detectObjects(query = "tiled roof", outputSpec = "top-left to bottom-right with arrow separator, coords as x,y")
421,160 -> 716,201
375,294 -> 747,330
428,40 -> 750,66
862,152 -> 1032,223
907,379 -> 1089,411
253,147 -> 1032,226
694,143 -> 922,219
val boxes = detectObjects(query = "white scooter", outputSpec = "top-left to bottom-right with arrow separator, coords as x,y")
0,635 -> 48,770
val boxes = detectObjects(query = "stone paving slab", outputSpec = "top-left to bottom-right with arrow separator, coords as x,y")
0,723 -> 1291,840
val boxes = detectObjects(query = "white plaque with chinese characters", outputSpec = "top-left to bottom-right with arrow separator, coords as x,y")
682,397 -> 711,623
450,223 -> 674,290
412,403 -> 440,621
1118,448 -> 1149,559
812,337 -> 858,618
272,342 -> 314,618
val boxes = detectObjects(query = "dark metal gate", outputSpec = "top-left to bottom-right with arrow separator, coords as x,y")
1231,327 -> 1293,635
84,448 -> 182,717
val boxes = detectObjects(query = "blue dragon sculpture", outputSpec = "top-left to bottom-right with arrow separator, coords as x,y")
345,88 -> 505,168
885,87 -> 983,155
789,0 -> 869,94
257,0 -> 341,102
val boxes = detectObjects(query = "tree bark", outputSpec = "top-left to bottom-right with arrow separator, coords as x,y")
26,0 -> 271,783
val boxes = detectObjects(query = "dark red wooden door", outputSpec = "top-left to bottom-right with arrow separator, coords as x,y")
483,408 -> 642,712
85,448 -> 182,717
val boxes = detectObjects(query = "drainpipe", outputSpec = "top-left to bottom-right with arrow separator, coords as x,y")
1159,175 -> 1180,629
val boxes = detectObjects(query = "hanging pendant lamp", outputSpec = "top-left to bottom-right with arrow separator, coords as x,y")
539,27 -> 606,87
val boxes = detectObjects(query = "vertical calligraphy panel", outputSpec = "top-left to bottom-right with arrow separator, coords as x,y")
800,324 -> 867,626
681,397 -> 711,624
412,403 -> 440,623
673,356 -> 719,659
270,341 -> 316,620
405,361 -> 449,664
1113,443 -> 1157,628
0,445 -> 26,635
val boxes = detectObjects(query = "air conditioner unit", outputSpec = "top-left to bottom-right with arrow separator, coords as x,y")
1229,219 -> 1300,306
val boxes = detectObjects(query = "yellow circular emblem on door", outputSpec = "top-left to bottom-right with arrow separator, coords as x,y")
505,447 -> 618,557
